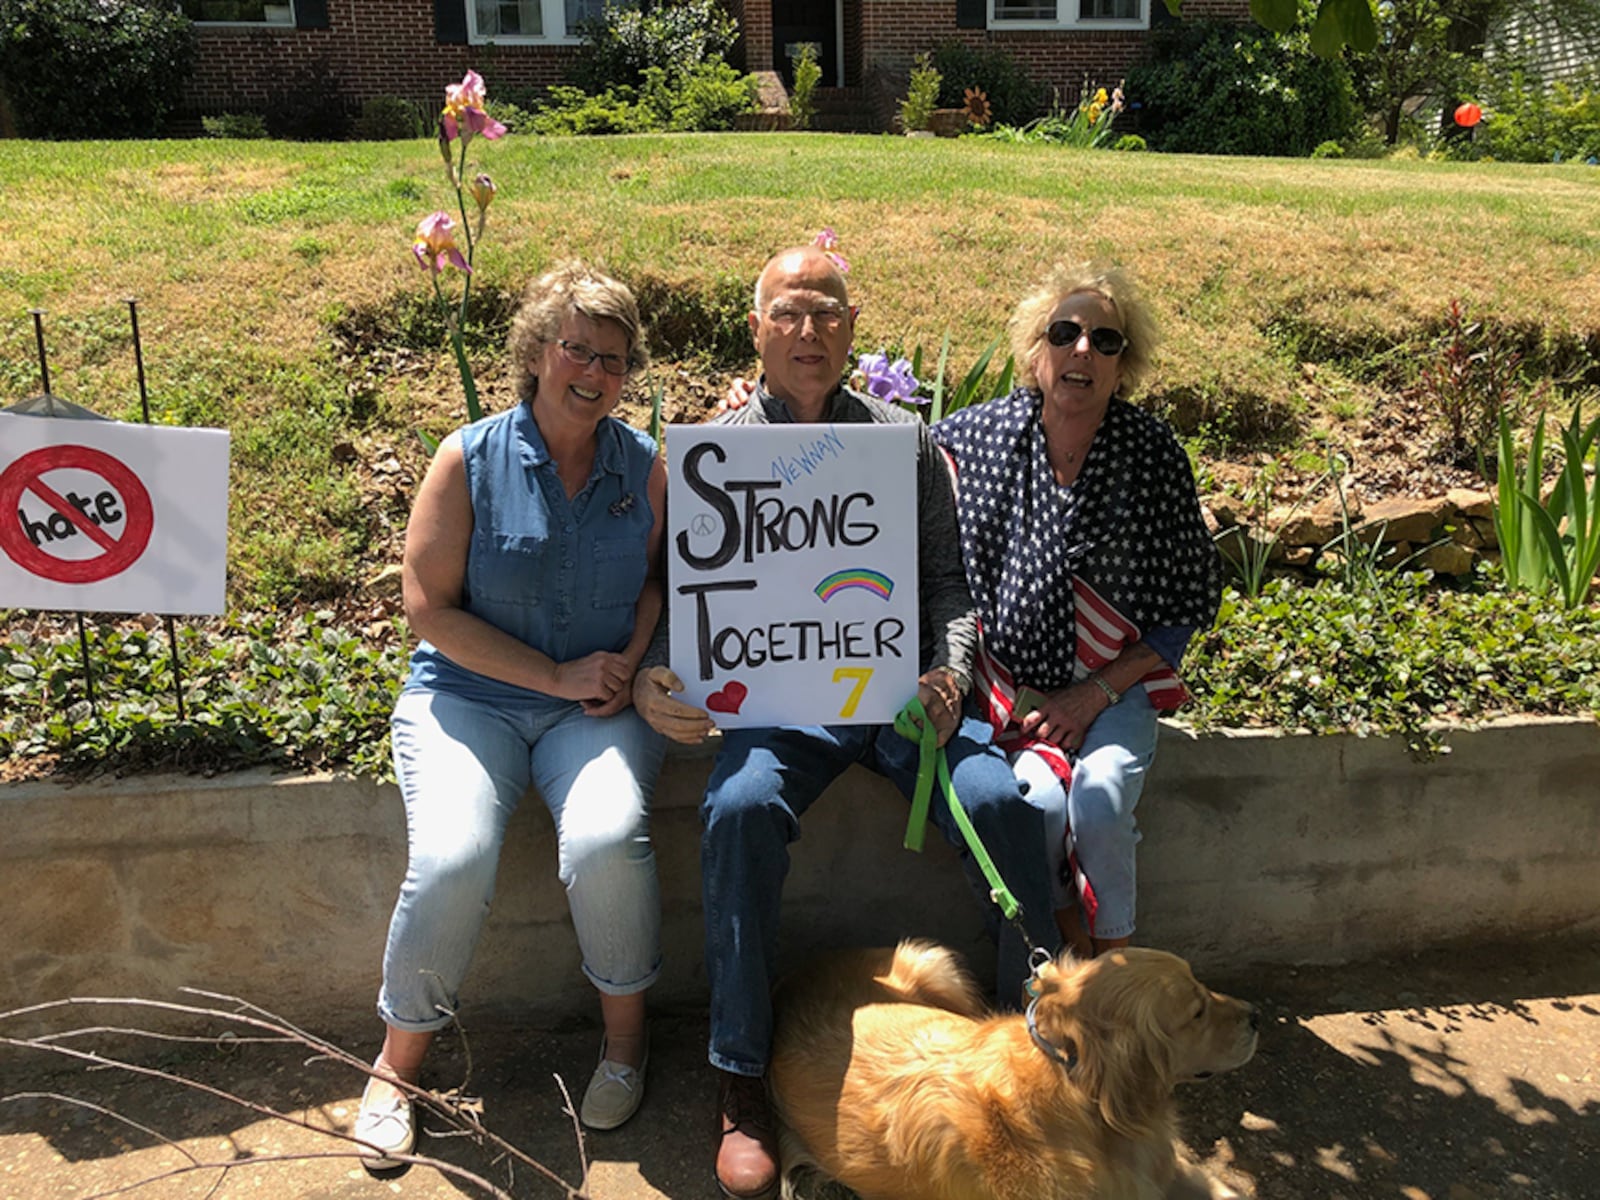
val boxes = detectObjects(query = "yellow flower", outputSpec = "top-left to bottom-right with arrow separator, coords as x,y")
1087,103 -> 1104,125
1094,87 -> 1109,107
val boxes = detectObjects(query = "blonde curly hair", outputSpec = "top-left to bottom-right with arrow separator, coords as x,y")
507,260 -> 649,406
1007,261 -> 1159,396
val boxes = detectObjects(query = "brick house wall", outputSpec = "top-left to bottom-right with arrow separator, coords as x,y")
859,0 -> 1251,128
179,0 -> 1252,129
181,1 -> 578,121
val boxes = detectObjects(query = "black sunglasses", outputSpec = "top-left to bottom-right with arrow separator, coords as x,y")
1046,319 -> 1128,357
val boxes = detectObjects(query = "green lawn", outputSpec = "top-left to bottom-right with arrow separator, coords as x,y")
2,133 -> 1598,606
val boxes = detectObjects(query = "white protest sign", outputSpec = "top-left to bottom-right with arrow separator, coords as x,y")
0,414 -> 230,615
666,422 -> 918,727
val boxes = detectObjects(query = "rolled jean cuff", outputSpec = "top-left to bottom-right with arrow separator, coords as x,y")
583,955 -> 663,997
708,1049 -> 766,1077
375,996 -> 461,1035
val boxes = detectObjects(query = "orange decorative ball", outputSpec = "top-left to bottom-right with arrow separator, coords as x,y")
1455,102 -> 1483,128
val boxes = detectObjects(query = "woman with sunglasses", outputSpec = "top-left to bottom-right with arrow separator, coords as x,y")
930,261 -> 1221,959
356,262 -> 668,1165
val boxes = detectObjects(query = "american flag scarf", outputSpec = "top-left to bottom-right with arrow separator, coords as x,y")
932,388 -> 1221,747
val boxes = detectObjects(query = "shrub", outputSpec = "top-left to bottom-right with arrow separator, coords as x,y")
1417,299 -> 1537,466
0,0 -> 196,138
1474,58 -> 1600,164
569,0 -> 739,95
1112,133 -> 1147,152
932,40 -> 1044,127
543,0 -> 753,135
263,57 -> 350,140
202,112 -> 270,140
1311,139 -> 1345,158
790,42 -> 822,130
1126,18 -> 1356,156
534,62 -> 756,136
351,96 -> 426,141
901,53 -> 942,133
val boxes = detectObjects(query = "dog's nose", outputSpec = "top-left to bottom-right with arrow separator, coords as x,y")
1247,1005 -> 1261,1032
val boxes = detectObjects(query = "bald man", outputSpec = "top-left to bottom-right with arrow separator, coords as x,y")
633,247 -> 1058,1200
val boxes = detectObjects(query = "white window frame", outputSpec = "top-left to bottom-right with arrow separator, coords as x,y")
185,1 -> 295,26
988,0 -> 1149,32
468,0 -> 604,45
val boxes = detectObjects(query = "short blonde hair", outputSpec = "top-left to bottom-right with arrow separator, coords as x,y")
1007,261 -> 1159,395
508,260 -> 649,406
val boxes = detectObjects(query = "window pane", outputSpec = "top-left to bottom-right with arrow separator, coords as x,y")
183,1 -> 293,21
566,0 -> 606,28
477,0 -> 544,35
994,1 -> 1057,19
1080,0 -> 1138,17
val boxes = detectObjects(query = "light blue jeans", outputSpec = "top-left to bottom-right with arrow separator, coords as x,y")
1017,685 -> 1159,942
378,687 -> 667,1032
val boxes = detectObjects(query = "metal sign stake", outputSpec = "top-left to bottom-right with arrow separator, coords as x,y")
127,297 -> 187,722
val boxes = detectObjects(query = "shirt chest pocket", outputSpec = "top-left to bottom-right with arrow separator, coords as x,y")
590,536 -> 647,609
470,530 -> 553,605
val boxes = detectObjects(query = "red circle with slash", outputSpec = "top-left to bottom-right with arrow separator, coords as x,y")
0,444 -> 154,584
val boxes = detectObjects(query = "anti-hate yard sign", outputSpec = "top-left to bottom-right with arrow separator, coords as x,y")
0,414 -> 229,615
666,422 -> 918,727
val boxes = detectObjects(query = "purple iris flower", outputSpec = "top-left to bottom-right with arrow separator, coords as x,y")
857,351 -> 923,405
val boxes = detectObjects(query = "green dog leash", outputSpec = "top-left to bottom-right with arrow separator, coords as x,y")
894,696 -> 1023,922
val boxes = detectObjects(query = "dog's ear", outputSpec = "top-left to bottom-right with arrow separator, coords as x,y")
1069,965 -> 1178,1140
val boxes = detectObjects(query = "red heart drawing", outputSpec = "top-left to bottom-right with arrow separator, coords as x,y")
706,681 -> 748,715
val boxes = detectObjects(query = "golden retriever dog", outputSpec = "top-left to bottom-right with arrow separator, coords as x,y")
769,940 -> 1258,1200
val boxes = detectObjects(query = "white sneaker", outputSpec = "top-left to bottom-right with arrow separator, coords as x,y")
579,1036 -> 648,1130
354,1074 -> 415,1165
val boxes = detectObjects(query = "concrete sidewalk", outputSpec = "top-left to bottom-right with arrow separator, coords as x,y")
3,934 -> 1597,1199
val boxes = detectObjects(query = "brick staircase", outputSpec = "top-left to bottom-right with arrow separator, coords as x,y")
809,86 -> 875,133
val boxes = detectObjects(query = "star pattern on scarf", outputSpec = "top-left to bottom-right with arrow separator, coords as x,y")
933,390 -> 1220,691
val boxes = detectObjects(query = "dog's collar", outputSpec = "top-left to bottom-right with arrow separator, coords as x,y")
1025,995 -> 1077,1073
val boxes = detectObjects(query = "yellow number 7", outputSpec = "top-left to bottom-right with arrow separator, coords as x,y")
832,667 -> 874,718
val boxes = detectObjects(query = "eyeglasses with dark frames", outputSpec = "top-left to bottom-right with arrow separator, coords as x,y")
556,339 -> 631,376
1046,319 -> 1128,357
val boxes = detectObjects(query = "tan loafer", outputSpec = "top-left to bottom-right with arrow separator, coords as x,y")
580,1036 -> 649,1131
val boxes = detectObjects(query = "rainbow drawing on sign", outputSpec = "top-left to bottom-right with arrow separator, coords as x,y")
814,568 -> 895,603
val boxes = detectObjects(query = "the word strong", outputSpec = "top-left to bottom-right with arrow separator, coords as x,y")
666,422 -> 918,728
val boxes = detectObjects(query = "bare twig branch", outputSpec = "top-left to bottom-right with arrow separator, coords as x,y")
554,1071 -> 591,1192
3,992 -> 594,1198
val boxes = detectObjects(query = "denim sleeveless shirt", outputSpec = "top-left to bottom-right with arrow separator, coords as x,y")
406,402 -> 657,707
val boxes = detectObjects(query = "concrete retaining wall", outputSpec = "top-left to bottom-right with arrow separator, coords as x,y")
4,718 -> 1596,1035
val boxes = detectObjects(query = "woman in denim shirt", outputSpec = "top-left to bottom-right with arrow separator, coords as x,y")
356,263 -> 668,1161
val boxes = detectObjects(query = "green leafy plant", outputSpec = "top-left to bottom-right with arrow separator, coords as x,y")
1488,403 -> 1600,608
1418,299 -> 1534,466
1188,573 -> 1600,747
0,0 -> 196,138
1214,461 -> 1301,599
569,0 -> 739,95
533,62 -> 756,135
901,53 -> 942,133
201,112 -> 269,139
789,42 -> 821,130
1126,17 -> 1356,156
352,95 -> 427,140
931,40 -> 1044,127
982,80 -> 1124,149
